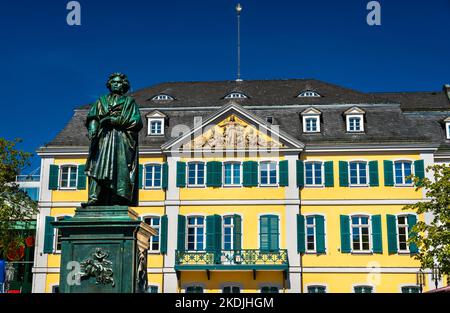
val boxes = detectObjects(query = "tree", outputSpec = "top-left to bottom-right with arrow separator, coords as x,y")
403,164 -> 450,277
0,138 -> 38,260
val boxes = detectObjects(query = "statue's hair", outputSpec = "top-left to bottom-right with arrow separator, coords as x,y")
106,72 -> 130,93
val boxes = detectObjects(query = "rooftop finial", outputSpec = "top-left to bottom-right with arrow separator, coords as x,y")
236,3 -> 243,82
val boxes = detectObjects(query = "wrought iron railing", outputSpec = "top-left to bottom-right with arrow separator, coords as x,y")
175,249 -> 288,268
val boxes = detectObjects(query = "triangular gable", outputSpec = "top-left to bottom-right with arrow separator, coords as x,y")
162,102 -> 304,151
146,110 -> 167,118
344,107 -> 365,115
301,107 -> 322,116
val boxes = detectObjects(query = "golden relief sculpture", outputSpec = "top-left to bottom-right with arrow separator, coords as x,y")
183,115 -> 283,149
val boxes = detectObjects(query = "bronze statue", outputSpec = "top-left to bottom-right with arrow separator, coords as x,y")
82,73 -> 143,207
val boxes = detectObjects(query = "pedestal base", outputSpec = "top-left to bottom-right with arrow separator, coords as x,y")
52,206 -> 155,293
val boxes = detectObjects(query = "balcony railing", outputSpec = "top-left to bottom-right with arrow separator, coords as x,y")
175,249 -> 289,270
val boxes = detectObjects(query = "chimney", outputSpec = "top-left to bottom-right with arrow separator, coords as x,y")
444,84 -> 450,101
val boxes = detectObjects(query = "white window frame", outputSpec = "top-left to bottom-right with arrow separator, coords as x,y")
148,118 -> 165,136
446,122 -> 450,140
152,94 -> 174,101
59,164 -> 78,190
348,161 -> 369,186
224,92 -> 248,99
346,114 -> 364,132
223,162 -> 242,187
304,161 -> 324,187
303,116 -> 321,133
144,163 -> 163,189
396,214 -> 411,253
186,215 -> 206,251
298,91 -> 321,98
393,160 -> 414,186
350,215 -> 372,253
259,161 -> 278,186
222,215 -> 235,250
54,215 -> 72,253
187,162 -> 206,187
143,215 -> 161,253
305,215 -> 317,253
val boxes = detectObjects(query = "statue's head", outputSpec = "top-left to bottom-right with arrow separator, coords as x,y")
106,72 -> 130,95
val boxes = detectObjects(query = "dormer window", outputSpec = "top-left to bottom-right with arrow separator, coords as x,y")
146,110 -> 167,136
445,117 -> 450,139
298,90 -> 321,98
151,94 -> 174,101
301,108 -> 321,133
344,107 -> 365,133
266,116 -> 274,124
224,92 -> 248,99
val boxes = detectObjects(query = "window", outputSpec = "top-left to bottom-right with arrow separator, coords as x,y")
397,215 -> 409,252
55,216 -> 66,251
446,122 -> 450,140
144,164 -> 162,188
305,117 -> 319,133
260,162 -> 277,185
144,217 -> 160,251
224,92 -> 248,99
149,119 -> 164,135
261,286 -> 279,293
188,162 -> 205,186
351,216 -> 371,252
59,165 -> 77,189
51,285 -> 60,293
307,285 -> 326,293
147,285 -> 158,293
349,161 -> 368,185
394,161 -> 413,185
222,216 -> 234,250
401,286 -> 420,293
298,91 -> 321,98
347,116 -> 363,132
266,116 -> 274,124
21,187 -> 39,201
152,94 -> 174,101
187,216 -> 205,251
223,286 -> 240,293
306,216 -> 316,252
224,162 -> 241,186
354,286 -> 373,293
186,286 -> 203,293
260,215 -> 279,251
305,162 -> 323,186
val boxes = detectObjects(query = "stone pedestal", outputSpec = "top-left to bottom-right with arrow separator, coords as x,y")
52,206 -> 156,293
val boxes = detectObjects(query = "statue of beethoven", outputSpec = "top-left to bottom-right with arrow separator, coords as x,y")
82,73 -> 143,207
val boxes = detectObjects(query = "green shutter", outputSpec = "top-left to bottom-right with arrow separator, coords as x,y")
160,215 -> 168,254
207,161 -> 222,187
48,165 -> 59,190
315,215 -> 326,254
269,215 -> 279,251
177,215 -> 186,251
176,162 -> 186,188
371,215 -> 382,254
414,160 -> 425,187
279,160 -> 289,187
77,165 -> 86,190
369,161 -> 379,187
243,161 -> 258,187
138,164 -> 143,189
43,216 -> 55,253
233,215 -> 242,251
206,215 -> 216,252
407,215 -> 419,254
297,214 -> 305,253
387,214 -> 398,254
339,161 -> 349,187
162,163 -> 168,189
340,215 -> 351,253
260,216 -> 269,251
296,160 -> 304,188
383,160 -> 394,186
324,161 -> 334,187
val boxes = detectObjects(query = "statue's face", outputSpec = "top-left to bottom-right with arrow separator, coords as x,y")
109,76 -> 125,94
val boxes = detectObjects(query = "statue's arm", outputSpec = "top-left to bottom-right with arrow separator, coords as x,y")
87,119 -> 99,140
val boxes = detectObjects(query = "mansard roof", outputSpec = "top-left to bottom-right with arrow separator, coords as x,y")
42,79 -> 450,152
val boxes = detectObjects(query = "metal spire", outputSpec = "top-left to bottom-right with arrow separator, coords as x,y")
236,3 -> 243,82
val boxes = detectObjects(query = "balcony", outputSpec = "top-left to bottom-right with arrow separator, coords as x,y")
175,249 -> 289,271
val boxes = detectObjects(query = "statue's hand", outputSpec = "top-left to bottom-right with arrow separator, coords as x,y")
87,129 -> 97,140
100,117 -> 112,127
110,116 -> 121,127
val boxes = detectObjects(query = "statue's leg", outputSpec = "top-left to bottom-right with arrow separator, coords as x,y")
81,177 -> 101,207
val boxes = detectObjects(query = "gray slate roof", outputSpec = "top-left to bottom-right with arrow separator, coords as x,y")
45,79 -> 450,151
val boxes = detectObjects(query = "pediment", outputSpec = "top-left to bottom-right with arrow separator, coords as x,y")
301,107 -> 322,116
344,107 -> 365,115
146,110 -> 166,118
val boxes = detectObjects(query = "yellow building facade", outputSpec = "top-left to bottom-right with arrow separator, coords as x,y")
32,80 -> 450,293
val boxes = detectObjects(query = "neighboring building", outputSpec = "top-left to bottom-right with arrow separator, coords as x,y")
32,79 -> 450,293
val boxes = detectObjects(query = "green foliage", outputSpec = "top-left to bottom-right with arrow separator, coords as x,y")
0,138 -> 38,259
403,164 -> 450,275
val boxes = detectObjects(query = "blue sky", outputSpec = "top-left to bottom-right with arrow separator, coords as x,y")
0,0 -> 449,173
